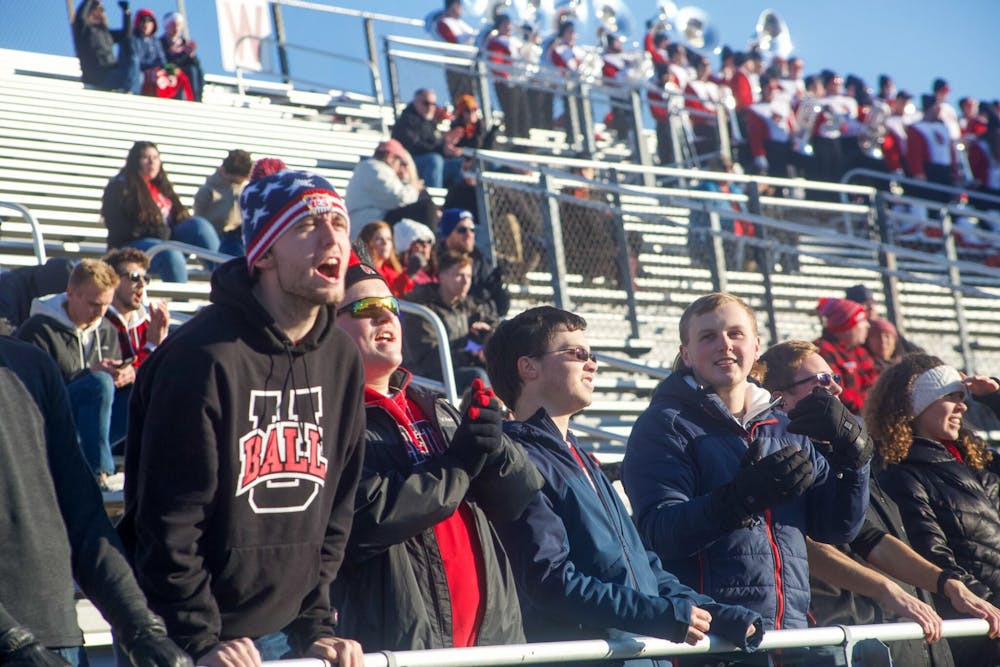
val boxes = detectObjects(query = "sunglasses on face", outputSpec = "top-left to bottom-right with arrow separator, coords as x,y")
544,346 -> 597,363
336,295 -> 399,319
120,271 -> 150,285
782,372 -> 842,391
454,225 -> 476,235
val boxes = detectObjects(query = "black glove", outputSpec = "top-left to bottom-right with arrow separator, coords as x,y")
787,387 -> 873,470
450,378 -> 503,478
118,615 -> 193,667
118,1 -> 130,11
0,626 -> 70,667
406,252 -> 427,276
710,441 -> 814,530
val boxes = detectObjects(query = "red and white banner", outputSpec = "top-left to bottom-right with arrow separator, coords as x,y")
216,0 -> 272,72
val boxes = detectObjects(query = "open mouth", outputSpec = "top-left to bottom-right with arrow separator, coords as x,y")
316,257 -> 341,280
374,330 -> 395,343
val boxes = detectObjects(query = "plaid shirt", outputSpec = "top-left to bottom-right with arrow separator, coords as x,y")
814,330 -> 878,415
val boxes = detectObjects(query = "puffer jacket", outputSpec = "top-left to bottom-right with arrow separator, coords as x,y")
332,370 -> 542,650
879,437 -> 1000,605
623,372 -> 869,631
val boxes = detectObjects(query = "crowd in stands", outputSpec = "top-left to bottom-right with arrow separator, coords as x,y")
8,4 -> 1000,667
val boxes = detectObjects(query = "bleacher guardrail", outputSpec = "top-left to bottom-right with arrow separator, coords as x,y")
0,200 -> 47,264
252,619 -> 993,667
471,149 -> 1000,374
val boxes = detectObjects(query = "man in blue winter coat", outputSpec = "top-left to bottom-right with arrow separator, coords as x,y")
622,293 -> 871,665
484,306 -> 763,667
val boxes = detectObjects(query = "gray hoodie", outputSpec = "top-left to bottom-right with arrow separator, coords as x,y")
16,293 -> 121,384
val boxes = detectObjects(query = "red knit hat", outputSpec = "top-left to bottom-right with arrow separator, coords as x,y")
817,297 -> 867,333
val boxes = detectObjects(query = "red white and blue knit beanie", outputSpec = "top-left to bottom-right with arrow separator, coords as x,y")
240,169 -> 348,268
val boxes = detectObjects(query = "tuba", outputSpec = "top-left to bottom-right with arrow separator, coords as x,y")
792,96 -> 822,156
672,6 -> 718,54
751,9 -> 793,60
594,0 -> 634,42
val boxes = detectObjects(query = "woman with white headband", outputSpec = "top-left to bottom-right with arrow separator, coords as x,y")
865,354 -> 1000,666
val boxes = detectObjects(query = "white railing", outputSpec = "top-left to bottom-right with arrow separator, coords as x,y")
255,619 -> 992,667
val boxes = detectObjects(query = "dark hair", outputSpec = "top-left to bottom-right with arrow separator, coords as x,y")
120,141 -> 189,232
558,21 -> 575,38
222,149 -> 253,178
666,43 -> 683,60
102,246 -> 151,273
485,306 -> 587,410
820,69 -> 837,87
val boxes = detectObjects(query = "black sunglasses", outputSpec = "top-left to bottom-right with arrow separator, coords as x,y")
781,372 -> 842,391
453,225 -> 476,235
336,295 -> 399,319
542,346 -> 596,363
120,271 -> 150,285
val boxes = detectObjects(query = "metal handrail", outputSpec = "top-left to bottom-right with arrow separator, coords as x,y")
144,241 -> 234,265
841,168 -> 1000,207
271,0 -> 424,26
257,618 -> 991,667
398,300 -> 459,406
0,200 -> 47,264
232,35 -> 378,98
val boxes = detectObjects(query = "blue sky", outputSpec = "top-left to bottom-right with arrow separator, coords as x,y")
3,1 -> 998,104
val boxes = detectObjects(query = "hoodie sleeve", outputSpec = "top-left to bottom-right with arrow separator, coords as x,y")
127,348 -> 225,658
286,350 -> 367,651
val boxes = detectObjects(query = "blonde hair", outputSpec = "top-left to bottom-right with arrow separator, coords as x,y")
678,292 -> 758,345
69,258 -> 120,291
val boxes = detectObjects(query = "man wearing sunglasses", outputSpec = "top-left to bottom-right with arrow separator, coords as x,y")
756,341 -> 1000,666
331,259 -> 541,651
439,209 -> 510,316
120,171 -> 365,667
103,247 -> 169,370
484,306 -> 763,663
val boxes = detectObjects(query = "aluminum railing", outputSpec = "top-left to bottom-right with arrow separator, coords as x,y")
0,200 -> 47,264
255,619 -> 992,667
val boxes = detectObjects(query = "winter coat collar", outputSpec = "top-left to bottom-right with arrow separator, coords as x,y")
904,437 -> 959,465
656,371 -> 778,429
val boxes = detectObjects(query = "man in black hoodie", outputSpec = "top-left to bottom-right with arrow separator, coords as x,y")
72,0 -> 142,94
120,169 -> 366,667
0,335 -> 189,667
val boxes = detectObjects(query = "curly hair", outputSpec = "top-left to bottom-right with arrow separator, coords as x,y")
863,353 -> 991,469
120,141 -> 190,232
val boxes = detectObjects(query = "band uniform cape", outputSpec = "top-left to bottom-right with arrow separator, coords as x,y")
118,258 -> 366,658
332,368 -> 542,650
622,372 -> 869,631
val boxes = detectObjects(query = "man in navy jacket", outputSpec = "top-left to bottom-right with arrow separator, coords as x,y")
484,306 -> 762,667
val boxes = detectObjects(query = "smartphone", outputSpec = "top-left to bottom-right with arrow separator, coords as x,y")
117,357 -> 135,369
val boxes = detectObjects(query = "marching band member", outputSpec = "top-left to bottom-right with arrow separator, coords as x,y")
906,95 -> 958,194
432,0 -> 478,101
685,54 -> 722,154
483,14 -> 528,138
745,75 -> 795,177
882,91 -> 915,175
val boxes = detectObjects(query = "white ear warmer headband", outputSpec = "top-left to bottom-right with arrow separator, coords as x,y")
910,365 -> 968,417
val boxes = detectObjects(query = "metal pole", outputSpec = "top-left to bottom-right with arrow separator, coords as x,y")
608,168 -> 640,339
476,59 -> 494,129
473,159 -> 496,268
66,0 -> 75,22
873,192 -> 904,334
716,104 -> 731,166
175,0 -> 189,37
269,2 -> 291,83
566,80 -> 582,153
707,209 -> 728,293
538,171 -> 571,310
629,88 -> 655,187
580,83 -> 596,157
940,212 -> 975,373
746,181 -> 779,345
363,18 -> 384,108
384,37 -> 401,123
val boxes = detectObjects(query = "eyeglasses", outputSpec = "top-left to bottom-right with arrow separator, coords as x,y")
120,271 -> 150,285
454,225 -> 476,235
419,99 -> 437,107
336,295 -> 399,319
542,346 -> 596,363
781,372 -> 842,391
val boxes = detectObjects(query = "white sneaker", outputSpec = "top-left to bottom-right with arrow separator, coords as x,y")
102,472 -> 125,493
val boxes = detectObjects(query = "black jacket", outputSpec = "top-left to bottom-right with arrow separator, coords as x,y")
332,369 -> 541,650
102,174 -> 172,248
72,0 -> 132,86
879,437 -> 1000,607
391,103 -> 444,157
119,258 -> 367,658
0,337 -> 153,648
809,472 -> 955,667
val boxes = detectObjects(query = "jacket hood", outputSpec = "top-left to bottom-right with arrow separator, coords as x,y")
105,301 -> 149,330
133,8 -> 157,32
30,293 -> 102,337
209,257 -> 336,355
